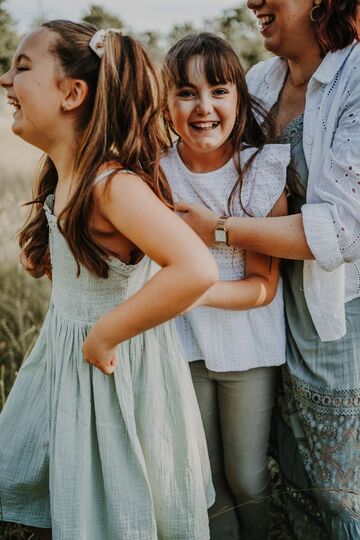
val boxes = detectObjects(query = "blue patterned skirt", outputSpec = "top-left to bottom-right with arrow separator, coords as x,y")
274,259 -> 360,540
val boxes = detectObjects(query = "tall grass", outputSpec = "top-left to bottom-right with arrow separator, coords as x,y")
0,105 -> 50,536
0,96 -> 49,406
0,263 -> 50,408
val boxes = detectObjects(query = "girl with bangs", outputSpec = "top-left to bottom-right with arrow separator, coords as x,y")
0,20 -> 219,540
161,33 -> 289,540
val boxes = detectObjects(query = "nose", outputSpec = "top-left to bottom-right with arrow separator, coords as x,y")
196,95 -> 213,116
247,0 -> 265,10
0,69 -> 13,89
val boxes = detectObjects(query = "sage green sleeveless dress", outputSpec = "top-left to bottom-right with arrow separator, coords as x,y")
0,177 -> 214,540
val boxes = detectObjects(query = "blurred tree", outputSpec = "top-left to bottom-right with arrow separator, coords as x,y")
205,4 -> 269,70
80,2 -> 268,71
138,30 -> 165,64
82,4 -> 125,30
167,22 -> 198,47
0,0 -> 19,75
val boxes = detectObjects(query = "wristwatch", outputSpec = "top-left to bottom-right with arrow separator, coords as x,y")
214,216 -> 230,246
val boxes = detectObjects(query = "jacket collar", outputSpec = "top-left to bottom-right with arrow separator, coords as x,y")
312,42 -> 357,84
263,41 -> 358,88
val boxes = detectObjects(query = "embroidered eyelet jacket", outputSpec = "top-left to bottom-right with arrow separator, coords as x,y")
247,42 -> 360,342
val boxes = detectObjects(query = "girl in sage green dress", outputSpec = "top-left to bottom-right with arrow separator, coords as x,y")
0,20 -> 218,540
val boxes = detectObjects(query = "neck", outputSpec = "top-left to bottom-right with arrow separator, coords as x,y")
177,141 -> 232,173
47,137 -> 77,188
287,49 -> 323,87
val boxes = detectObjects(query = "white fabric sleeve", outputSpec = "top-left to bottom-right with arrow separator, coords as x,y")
301,61 -> 360,271
246,60 -> 268,94
242,144 -> 290,218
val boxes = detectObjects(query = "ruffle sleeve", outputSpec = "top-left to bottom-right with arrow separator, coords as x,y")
240,144 -> 290,217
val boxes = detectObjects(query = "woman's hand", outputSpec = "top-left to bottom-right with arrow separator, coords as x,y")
82,329 -> 117,375
175,201 -> 218,247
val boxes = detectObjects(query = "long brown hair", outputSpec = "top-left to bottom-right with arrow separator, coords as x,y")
19,20 -> 173,277
312,0 -> 359,54
162,32 -> 276,215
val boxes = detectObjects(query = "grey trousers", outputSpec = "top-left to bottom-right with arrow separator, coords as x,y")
189,361 -> 277,540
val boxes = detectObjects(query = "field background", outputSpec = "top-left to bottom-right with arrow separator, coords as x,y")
0,95 -> 50,411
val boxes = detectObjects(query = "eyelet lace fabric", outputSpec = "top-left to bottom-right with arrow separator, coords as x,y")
161,143 -> 290,372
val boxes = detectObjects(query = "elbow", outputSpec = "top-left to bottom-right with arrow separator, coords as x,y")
189,256 -> 219,292
261,288 -> 277,307
253,279 -> 278,308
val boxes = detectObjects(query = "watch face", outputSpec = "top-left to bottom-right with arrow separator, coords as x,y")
215,229 -> 227,243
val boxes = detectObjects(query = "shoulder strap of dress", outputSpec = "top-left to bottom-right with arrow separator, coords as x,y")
93,168 -> 136,186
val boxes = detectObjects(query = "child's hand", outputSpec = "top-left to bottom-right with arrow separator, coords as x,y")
82,330 -> 117,375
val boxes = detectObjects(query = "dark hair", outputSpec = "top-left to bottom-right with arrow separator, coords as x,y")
162,32 -> 276,214
19,20 -> 173,278
312,0 -> 359,54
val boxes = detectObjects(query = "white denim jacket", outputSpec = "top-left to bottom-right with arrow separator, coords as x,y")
246,42 -> 360,342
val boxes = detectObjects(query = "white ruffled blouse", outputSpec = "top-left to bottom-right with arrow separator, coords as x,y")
161,143 -> 290,372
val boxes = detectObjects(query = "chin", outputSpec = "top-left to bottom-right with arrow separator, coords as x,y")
263,38 -> 279,55
12,122 -> 22,137
13,126 -> 43,150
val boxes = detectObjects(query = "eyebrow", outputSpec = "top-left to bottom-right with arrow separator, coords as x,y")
15,53 -> 31,63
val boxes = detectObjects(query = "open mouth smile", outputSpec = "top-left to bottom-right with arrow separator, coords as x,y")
190,121 -> 220,131
7,96 -> 21,111
258,15 -> 276,31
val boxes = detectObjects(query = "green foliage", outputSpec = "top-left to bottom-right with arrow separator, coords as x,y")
167,22 -> 198,47
80,2 -> 268,70
82,4 -> 125,30
0,264 -> 50,409
206,5 -> 269,70
137,30 -> 164,64
0,0 -> 19,75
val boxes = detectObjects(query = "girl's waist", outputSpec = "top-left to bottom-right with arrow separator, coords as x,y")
50,291 -> 127,324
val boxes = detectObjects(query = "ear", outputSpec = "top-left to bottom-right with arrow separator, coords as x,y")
61,79 -> 89,112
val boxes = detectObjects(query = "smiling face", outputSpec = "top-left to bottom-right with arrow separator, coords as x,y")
247,0 -> 319,59
0,28 -> 68,150
166,55 -> 238,171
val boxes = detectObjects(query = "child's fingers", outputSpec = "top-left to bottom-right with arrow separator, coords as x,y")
89,355 -> 117,376
100,359 -> 116,375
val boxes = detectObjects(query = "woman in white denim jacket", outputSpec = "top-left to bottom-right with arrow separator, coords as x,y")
175,1 -> 360,538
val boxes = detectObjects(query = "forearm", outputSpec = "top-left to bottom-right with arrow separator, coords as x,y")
177,202 -> 314,260
201,277 -> 277,310
92,264 -> 216,346
226,214 -> 314,260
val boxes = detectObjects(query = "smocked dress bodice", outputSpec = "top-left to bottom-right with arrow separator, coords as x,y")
45,194 -> 152,323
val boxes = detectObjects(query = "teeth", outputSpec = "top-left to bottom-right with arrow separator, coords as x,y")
258,15 -> 275,29
7,97 -> 21,109
192,122 -> 219,129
